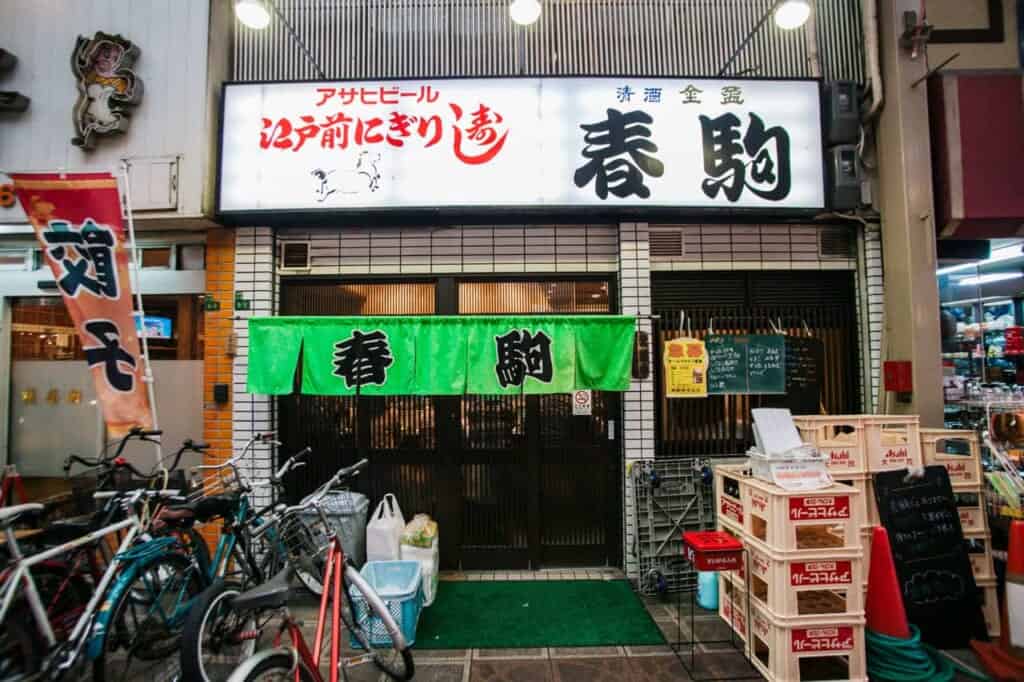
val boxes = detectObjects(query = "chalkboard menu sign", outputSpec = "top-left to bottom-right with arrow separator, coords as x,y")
764,337 -> 824,415
873,466 -> 986,648
706,334 -> 785,395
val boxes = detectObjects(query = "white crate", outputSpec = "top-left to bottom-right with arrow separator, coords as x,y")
832,474 -> 878,530
965,530 -> 996,581
728,542 -> 864,619
864,416 -> 922,472
953,484 -> 988,534
720,576 -> 867,682
921,429 -> 984,486
978,577 -> 1000,639
717,465 -> 863,552
793,416 -> 868,475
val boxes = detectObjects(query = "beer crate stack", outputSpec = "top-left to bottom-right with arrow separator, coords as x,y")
793,416 -> 999,638
715,464 -> 867,682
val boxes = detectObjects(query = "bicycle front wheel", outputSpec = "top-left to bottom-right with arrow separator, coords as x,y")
228,651 -> 317,682
342,564 -> 415,681
94,551 -> 205,682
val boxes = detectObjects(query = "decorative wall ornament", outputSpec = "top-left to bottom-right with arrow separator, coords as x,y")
0,47 -> 30,113
70,32 -> 143,149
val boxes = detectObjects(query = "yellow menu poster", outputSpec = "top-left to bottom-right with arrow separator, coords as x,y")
664,337 -> 708,398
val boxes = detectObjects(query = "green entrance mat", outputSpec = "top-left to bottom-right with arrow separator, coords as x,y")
414,580 -> 665,649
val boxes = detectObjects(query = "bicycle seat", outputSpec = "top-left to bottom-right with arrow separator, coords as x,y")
33,517 -> 95,545
231,567 -> 294,612
0,503 -> 44,526
158,493 -> 238,526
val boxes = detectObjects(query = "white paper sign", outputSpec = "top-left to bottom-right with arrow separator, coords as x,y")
573,390 -> 592,416
219,77 -> 825,214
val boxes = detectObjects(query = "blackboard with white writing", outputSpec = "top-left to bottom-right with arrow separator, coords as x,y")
706,334 -> 785,395
873,466 -> 986,648
764,336 -> 823,414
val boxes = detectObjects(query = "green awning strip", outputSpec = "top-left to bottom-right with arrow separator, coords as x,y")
247,315 -> 636,396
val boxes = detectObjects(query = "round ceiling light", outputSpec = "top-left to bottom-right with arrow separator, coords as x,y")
235,0 -> 271,30
510,0 -> 541,26
773,0 -> 811,30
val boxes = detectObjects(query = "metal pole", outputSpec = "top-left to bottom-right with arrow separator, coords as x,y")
716,1 -> 780,77
120,161 -> 163,468
266,0 -> 328,80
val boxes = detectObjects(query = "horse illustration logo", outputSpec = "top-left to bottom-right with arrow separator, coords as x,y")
310,152 -> 383,201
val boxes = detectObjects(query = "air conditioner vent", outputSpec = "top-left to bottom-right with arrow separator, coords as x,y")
819,227 -> 854,259
650,230 -> 684,258
279,242 -> 311,270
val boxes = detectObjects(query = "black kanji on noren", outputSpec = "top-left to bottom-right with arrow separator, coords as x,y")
41,219 -> 119,299
333,329 -> 393,388
83,320 -> 136,392
574,108 -> 664,199
699,112 -> 792,203
495,329 -> 554,388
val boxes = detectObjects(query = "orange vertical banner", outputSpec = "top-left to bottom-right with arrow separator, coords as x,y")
10,172 -> 152,437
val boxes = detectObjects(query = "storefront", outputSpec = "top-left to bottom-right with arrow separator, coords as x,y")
217,75 -> 871,573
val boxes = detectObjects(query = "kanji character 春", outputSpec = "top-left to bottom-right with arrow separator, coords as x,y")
315,87 -> 336,106
355,117 -> 384,145
417,115 -> 443,147
699,112 -> 791,202
292,115 -> 320,152
721,85 -> 745,105
359,87 -> 378,105
260,117 -> 295,149
387,112 -> 415,147
616,85 -> 634,103
574,108 -> 664,199
333,330 -> 394,389
494,329 -> 554,388
337,87 -> 358,105
378,86 -> 400,105
41,219 -> 119,299
83,320 -> 136,392
680,85 -> 703,104
643,87 -> 662,103
450,103 -> 509,165
320,111 -> 354,149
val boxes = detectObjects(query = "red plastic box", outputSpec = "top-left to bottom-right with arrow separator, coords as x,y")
683,531 -> 744,571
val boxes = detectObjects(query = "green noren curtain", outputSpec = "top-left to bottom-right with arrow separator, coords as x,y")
247,315 -> 635,396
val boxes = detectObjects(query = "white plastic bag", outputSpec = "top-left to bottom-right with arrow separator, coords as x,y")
366,494 -> 405,561
401,535 -> 439,607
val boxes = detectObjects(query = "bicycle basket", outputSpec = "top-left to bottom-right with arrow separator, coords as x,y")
277,507 -> 331,566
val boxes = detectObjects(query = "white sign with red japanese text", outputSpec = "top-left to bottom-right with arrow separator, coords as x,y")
219,78 -> 825,213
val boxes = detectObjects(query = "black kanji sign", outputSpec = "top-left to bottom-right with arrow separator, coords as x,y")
333,329 -> 393,388
40,219 -> 120,299
83,319 -> 136,392
494,329 -> 554,388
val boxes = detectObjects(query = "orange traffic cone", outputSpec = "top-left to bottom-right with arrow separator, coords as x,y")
972,520 -> 1024,681
865,526 -> 911,639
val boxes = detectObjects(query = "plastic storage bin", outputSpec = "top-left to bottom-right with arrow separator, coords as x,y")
978,577 -> 1000,639
920,429 -> 983,485
349,560 -> 423,648
302,490 -> 370,567
863,416 -> 922,472
964,531 -> 995,581
792,416 -> 868,475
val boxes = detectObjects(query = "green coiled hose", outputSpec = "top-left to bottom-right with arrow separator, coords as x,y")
866,626 -> 990,681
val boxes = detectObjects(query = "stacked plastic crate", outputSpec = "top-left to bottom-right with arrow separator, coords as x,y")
715,464 -> 867,682
793,417 -> 998,638
920,428 -> 999,638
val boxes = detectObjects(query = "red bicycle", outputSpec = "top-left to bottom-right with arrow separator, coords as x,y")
223,459 -> 414,682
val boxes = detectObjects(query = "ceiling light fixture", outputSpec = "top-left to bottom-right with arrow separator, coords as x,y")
773,0 -> 811,30
235,0 -> 271,30
510,0 -> 541,26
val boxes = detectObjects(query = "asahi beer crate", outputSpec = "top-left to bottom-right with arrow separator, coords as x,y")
721,577 -> 867,682
864,416 -> 922,472
921,428 -> 983,486
717,466 -> 863,552
793,416 -> 868,475
953,485 -> 988,534
726,542 -> 864,619
832,474 -> 879,530
964,530 -> 996,581
978,577 -> 1000,639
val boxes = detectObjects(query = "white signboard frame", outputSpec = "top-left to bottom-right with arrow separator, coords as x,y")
218,77 -> 825,216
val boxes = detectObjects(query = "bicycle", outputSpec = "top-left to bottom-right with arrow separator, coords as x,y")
0,430 -> 207,681
179,439 -> 327,681
220,460 -> 414,682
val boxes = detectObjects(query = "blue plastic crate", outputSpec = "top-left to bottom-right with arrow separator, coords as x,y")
349,560 -> 423,648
